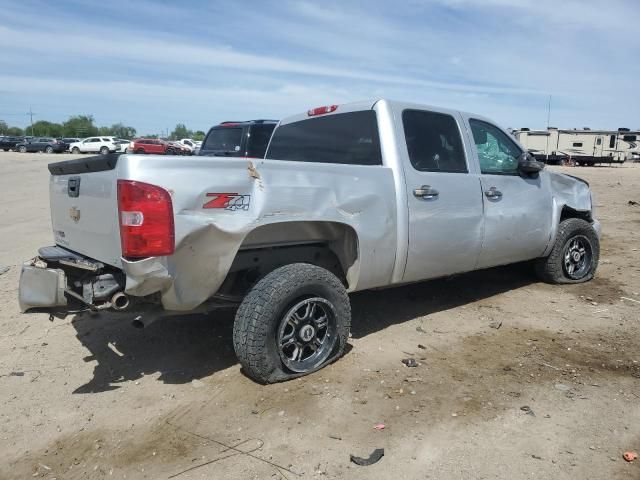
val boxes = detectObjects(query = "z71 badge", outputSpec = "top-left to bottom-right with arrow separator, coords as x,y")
203,193 -> 251,211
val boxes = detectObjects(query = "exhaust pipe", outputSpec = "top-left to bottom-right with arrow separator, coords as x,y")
131,315 -> 159,329
111,292 -> 130,311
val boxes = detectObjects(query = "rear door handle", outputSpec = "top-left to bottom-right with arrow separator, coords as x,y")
413,185 -> 439,199
484,186 -> 502,199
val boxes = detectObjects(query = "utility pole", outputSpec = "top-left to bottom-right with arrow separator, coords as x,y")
28,106 -> 35,136
544,95 -> 551,162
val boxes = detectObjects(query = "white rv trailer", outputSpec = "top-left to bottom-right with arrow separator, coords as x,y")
513,127 -> 639,165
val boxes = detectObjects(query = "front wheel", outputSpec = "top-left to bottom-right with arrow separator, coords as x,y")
535,218 -> 599,284
71,147 -> 80,154
45,146 -> 53,153
18,146 -> 27,153
233,263 -> 351,383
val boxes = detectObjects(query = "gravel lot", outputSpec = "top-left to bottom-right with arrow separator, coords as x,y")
1,152 -> 639,479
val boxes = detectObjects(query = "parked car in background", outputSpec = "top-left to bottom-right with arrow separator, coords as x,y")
114,139 -> 132,153
16,137 -> 67,153
61,138 -> 82,152
68,137 -> 118,155
169,141 -> 190,155
199,120 -> 277,158
176,138 -> 199,154
131,138 -> 177,155
0,136 -> 24,151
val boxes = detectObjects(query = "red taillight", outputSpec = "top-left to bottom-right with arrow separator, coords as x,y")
117,180 -> 174,258
307,105 -> 338,116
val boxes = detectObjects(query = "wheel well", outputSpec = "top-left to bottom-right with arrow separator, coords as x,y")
560,205 -> 592,223
219,221 -> 359,296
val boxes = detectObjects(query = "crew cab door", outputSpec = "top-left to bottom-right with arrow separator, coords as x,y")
465,117 -> 553,268
399,108 -> 484,282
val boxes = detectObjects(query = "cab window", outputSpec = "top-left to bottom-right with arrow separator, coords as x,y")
469,119 -> 521,175
402,109 -> 467,173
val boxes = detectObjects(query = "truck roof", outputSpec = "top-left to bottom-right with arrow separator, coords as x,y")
278,99 -> 479,127
217,119 -> 278,127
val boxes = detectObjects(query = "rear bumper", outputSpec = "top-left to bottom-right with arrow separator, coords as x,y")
18,246 -> 129,314
18,261 -> 68,312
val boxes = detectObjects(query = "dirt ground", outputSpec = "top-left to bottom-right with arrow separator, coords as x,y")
0,152 -> 639,480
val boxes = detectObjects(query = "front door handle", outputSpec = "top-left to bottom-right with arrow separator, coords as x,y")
413,185 -> 439,199
484,186 -> 503,199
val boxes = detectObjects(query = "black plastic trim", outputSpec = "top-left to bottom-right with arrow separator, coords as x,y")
48,153 -> 120,175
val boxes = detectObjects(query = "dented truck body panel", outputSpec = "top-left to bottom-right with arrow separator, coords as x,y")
20,98 -> 600,315
543,170 -> 599,257
114,155 -> 395,310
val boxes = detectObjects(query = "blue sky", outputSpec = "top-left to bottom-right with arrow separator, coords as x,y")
0,0 -> 638,135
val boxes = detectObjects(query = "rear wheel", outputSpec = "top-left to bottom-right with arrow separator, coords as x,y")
45,146 -> 53,153
99,146 -> 109,155
3,148 -> 8,152
166,148 -> 175,155
18,146 -> 27,153
535,218 -> 599,284
233,263 -> 351,383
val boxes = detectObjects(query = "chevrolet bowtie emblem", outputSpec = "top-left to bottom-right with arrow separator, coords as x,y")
69,206 -> 81,223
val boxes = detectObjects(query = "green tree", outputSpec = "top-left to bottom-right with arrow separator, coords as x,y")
171,123 -> 191,140
108,123 -> 136,139
192,130 -> 206,141
6,126 -> 24,136
31,120 -> 63,137
0,120 -> 8,134
62,115 -> 98,138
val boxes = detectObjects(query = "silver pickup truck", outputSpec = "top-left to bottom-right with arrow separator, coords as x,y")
19,99 -> 600,383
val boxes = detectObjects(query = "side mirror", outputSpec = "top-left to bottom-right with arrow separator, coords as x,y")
517,152 -> 545,174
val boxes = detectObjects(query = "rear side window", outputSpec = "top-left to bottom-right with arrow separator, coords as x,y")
266,111 -> 382,166
203,128 -> 243,153
247,124 -> 276,158
402,110 -> 467,173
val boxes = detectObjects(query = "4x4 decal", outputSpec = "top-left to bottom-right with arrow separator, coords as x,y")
203,193 -> 251,211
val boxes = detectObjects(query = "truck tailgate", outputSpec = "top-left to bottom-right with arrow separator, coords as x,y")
48,156 -> 122,267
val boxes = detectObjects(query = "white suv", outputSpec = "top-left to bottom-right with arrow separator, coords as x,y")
69,137 -> 118,155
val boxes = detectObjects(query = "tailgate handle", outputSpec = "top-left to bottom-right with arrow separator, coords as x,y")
67,176 -> 81,198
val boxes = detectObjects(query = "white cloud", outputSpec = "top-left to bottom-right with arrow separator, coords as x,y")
0,0 -> 637,131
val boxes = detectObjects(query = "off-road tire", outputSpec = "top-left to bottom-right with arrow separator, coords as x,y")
233,263 -> 351,383
535,218 -> 599,284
